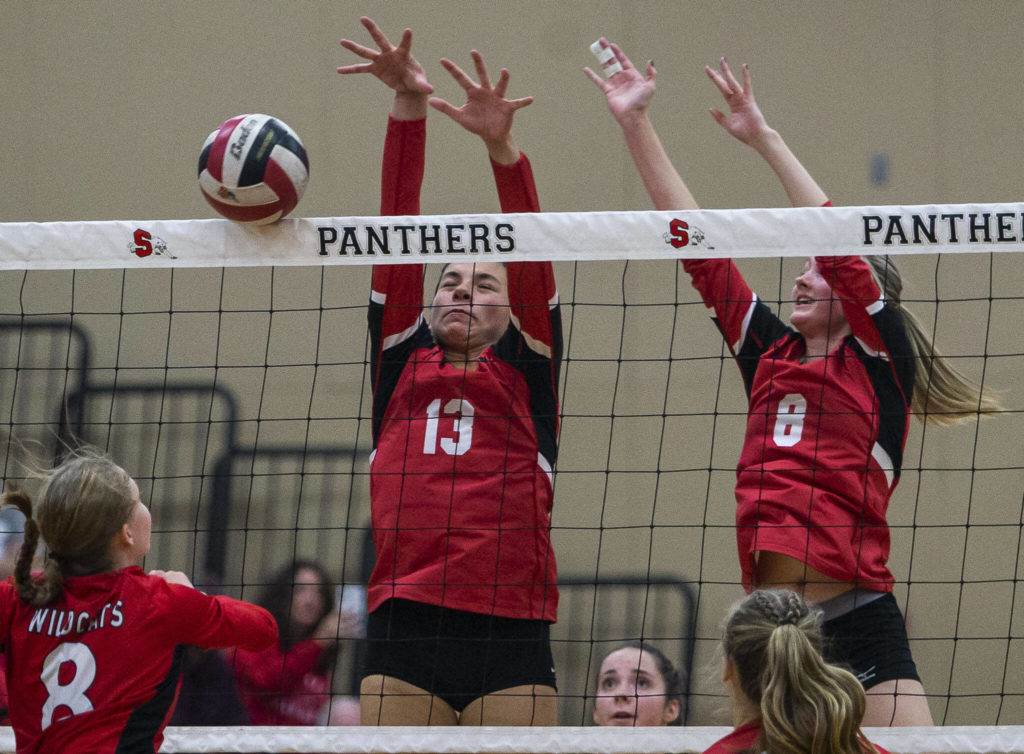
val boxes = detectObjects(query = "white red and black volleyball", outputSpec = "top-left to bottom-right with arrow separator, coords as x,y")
197,114 -> 309,225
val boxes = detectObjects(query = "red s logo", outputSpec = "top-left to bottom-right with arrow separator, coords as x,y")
668,219 -> 689,249
132,229 -> 153,257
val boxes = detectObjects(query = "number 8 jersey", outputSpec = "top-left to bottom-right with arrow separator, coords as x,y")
0,567 -> 276,753
367,118 -> 562,623
683,253 -> 915,593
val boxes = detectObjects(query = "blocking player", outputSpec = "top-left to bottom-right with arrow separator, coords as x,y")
338,18 -> 561,725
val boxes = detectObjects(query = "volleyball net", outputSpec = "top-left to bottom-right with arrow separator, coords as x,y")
0,205 -> 1021,752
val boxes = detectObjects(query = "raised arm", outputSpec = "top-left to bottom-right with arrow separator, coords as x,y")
431,50 -> 560,391
338,17 -> 431,409
586,39 -> 698,211
706,59 -> 828,208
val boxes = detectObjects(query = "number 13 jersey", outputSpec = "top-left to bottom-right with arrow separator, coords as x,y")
367,118 -> 561,623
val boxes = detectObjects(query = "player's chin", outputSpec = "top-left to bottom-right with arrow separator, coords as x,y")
434,325 -> 471,350
789,307 -> 814,329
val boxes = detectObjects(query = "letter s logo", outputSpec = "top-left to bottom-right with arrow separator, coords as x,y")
132,229 -> 153,257
668,219 -> 689,249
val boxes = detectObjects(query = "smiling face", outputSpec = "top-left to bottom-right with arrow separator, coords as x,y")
428,262 -> 511,361
789,258 -> 849,341
592,647 -> 679,727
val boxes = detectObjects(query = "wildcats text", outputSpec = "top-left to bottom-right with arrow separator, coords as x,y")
28,601 -> 125,637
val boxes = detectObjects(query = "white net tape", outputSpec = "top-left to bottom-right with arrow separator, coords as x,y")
1,203 -> 1022,269
0,725 -> 1022,753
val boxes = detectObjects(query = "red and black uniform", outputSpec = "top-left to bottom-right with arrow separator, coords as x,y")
683,253 -> 914,592
684,249 -> 922,687
368,117 -> 561,622
0,567 -> 277,753
363,117 -> 561,708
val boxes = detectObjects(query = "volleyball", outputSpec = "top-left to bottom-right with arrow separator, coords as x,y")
197,114 -> 309,225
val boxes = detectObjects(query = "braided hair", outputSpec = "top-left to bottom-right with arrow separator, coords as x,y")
722,589 -> 878,754
4,452 -> 135,607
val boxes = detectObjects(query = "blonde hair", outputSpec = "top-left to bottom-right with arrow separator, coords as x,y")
4,451 -> 135,606
723,590 -> 877,754
865,255 -> 1001,426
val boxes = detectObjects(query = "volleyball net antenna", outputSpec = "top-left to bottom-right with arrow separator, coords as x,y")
0,205 -> 1021,753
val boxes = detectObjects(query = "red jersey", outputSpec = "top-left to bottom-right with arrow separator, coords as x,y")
0,568 -> 277,753
232,639 -> 330,725
368,117 -> 561,622
703,720 -> 892,754
683,253 -> 914,591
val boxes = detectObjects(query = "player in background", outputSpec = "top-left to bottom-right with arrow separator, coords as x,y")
232,559 -> 362,725
587,39 -> 999,726
592,641 -> 684,727
706,589 -> 892,754
338,18 -> 561,726
0,450 -> 277,752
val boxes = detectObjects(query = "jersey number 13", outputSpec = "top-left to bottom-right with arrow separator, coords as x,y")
423,398 -> 475,456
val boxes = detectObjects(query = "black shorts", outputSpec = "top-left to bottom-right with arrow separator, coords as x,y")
362,598 -> 557,712
821,592 -> 921,690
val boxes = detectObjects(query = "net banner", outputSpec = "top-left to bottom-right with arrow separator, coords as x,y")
0,725 -> 1020,754
1,203 -> 1023,270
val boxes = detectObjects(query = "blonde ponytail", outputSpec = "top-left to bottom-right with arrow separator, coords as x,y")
723,590 -> 879,754
866,255 -> 1001,426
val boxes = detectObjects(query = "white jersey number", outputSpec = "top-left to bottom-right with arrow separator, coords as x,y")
424,398 -> 475,456
773,393 -> 807,447
40,642 -> 96,730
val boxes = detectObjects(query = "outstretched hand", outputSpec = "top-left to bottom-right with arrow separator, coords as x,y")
585,39 -> 656,125
706,58 -> 771,146
428,50 -> 532,158
337,16 -> 433,96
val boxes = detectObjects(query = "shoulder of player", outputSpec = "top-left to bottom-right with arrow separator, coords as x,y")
121,568 -> 207,605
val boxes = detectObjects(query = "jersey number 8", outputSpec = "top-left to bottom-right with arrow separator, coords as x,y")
40,642 -> 96,730
773,393 -> 807,447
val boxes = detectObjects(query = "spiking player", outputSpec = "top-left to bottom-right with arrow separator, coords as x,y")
338,18 -> 561,726
0,451 -> 277,752
588,39 -> 999,726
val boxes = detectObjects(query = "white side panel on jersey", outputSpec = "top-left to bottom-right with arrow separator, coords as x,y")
871,441 -> 895,488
